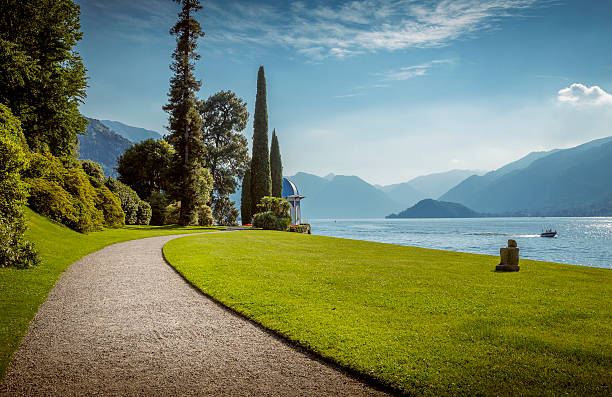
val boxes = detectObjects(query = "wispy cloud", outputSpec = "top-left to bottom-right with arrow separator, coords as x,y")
375,59 -> 452,81
333,93 -> 365,99
558,83 -> 612,106
203,0 -> 551,59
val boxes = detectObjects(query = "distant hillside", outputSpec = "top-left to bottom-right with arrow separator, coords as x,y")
286,173 -> 403,219
379,182 -> 425,209
441,136 -> 612,214
387,199 -> 481,218
78,118 -> 131,178
100,120 -> 161,142
406,169 -> 482,199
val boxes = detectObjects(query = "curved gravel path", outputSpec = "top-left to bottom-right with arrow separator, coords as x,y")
0,232 -> 390,396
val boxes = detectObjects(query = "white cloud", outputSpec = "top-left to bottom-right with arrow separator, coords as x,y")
203,0 -> 549,59
558,83 -> 612,106
375,59 -> 451,81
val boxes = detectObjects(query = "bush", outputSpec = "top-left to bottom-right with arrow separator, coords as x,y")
80,160 -> 105,187
148,191 -> 168,226
252,211 -> 291,231
137,200 -> 152,225
252,196 -> 291,231
95,186 -> 125,228
26,177 -> 79,226
106,177 -> 140,225
198,205 -> 214,226
288,224 -> 311,234
165,201 -> 180,225
0,103 -> 39,268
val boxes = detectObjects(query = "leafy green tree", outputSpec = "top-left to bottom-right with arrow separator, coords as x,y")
198,90 -> 249,224
0,0 -> 88,156
250,66 -> 271,215
240,165 -> 252,224
163,0 -> 205,226
270,129 -> 283,197
252,196 -> 291,231
0,103 -> 39,268
116,139 -> 174,200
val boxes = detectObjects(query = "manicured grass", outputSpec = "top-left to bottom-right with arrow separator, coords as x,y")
0,208 -> 222,379
164,231 -> 612,396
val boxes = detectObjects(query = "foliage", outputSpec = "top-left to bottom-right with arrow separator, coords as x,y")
24,152 -> 104,232
252,196 -> 291,231
212,196 -> 238,226
164,202 -> 181,225
0,208 -> 224,380
288,224 -> 310,234
117,138 -> 174,199
250,66 -> 272,216
163,0 -> 205,226
0,0 -> 88,156
199,90 -> 249,226
105,177 -> 139,225
0,103 -> 39,268
136,200 -> 152,226
270,129 -> 282,197
80,159 -> 105,186
197,204 -> 214,227
94,185 -> 125,228
165,231 -> 612,396
240,165 -> 252,225
148,191 -> 168,226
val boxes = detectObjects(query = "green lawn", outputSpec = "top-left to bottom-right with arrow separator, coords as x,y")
164,231 -> 612,396
0,208 -> 222,379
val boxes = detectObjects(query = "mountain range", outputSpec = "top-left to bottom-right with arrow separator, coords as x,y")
78,118 -> 161,178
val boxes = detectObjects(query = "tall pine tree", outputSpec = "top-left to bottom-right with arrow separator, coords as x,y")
163,0 -> 205,226
270,129 -> 283,197
250,66 -> 271,215
240,165 -> 252,225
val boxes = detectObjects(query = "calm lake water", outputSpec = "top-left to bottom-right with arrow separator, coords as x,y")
308,217 -> 612,269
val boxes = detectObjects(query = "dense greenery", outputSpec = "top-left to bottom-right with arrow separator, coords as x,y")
105,177 -> 150,225
250,66 -> 272,215
163,0 -> 205,225
165,231 -> 612,396
199,90 -> 249,225
117,138 -> 174,200
240,166 -> 252,224
0,208 -> 223,380
270,129 -> 282,198
0,104 -> 38,268
0,0 -> 87,157
252,196 -> 291,231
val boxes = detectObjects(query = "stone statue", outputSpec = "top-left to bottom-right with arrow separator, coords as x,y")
496,239 -> 519,271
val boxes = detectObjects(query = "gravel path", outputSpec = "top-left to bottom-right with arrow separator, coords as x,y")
1,232 -> 390,396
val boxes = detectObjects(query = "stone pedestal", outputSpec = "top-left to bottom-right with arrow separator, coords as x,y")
496,239 -> 520,271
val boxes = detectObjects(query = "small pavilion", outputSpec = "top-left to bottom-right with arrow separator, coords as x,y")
282,177 -> 305,225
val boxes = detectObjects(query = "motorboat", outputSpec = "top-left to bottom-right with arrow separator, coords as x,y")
540,229 -> 557,238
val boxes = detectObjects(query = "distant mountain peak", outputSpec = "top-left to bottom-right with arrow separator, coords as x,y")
323,173 -> 336,181
99,119 -> 161,143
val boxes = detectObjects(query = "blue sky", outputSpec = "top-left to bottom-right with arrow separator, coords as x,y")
76,0 -> 612,185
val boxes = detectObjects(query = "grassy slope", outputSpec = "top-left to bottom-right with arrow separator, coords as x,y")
164,231 -> 611,396
0,208 -> 222,379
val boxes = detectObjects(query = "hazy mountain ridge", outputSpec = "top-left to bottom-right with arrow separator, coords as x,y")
78,118 -> 132,178
441,136 -> 612,214
99,120 -> 161,142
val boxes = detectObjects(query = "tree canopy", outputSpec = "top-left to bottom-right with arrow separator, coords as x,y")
270,129 -> 283,198
250,66 -> 271,215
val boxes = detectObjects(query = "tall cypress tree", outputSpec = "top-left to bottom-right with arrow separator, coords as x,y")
250,66 -> 271,215
240,165 -> 252,225
163,0 -> 205,225
270,129 -> 283,197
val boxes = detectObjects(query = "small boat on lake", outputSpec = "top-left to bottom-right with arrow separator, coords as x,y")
540,229 -> 557,238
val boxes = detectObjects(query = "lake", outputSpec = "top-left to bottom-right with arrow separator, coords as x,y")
308,217 -> 612,269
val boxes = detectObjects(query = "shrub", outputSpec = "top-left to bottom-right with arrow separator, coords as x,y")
26,177 -> 79,226
137,200 -> 152,225
80,160 -> 105,187
0,103 -> 39,268
288,224 -> 311,234
252,211 -> 291,231
148,191 -> 168,226
252,196 -> 291,231
198,205 -> 214,226
165,201 -> 180,225
95,186 -> 125,228
106,177 -> 140,225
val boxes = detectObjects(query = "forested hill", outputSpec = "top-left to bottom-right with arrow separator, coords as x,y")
387,199 -> 481,218
99,120 -> 161,142
78,118 -> 131,178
